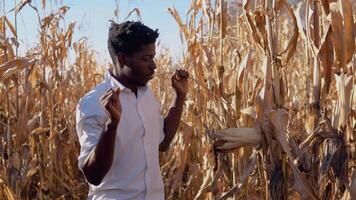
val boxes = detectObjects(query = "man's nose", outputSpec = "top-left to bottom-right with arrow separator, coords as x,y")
149,60 -> 157,70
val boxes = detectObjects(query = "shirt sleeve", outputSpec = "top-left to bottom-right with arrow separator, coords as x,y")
76,100 -> 107,171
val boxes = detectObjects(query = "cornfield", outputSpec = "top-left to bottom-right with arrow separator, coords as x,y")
0,0 -> 355,199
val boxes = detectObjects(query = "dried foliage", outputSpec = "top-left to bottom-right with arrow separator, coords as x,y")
154,0 -> 356,199
0,1 -> 102,199
0,0 -> 355,200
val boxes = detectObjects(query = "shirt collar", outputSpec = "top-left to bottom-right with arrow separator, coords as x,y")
104,70 -> 148,94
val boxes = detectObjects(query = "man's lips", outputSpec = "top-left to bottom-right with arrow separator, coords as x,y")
145,73 -> 155,80
147,72 -> 155,78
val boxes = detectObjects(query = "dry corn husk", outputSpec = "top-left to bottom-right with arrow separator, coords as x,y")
351,170 -> 356,200
288,160 -> 319,200
270,109 -> 293,160
213,128 -> 262,150
0,58 -> 36,82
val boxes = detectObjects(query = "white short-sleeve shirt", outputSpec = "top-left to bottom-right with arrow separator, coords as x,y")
76,71 -> 165,200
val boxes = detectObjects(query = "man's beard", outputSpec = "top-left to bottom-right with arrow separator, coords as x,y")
114,60 -> 149,87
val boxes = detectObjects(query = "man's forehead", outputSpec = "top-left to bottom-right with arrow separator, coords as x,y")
136,44 -> 156,55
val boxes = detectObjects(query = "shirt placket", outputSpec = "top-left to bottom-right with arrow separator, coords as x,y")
136,90 -> 151,199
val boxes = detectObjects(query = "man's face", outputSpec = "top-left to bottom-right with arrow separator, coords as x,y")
124,43 -> 157,87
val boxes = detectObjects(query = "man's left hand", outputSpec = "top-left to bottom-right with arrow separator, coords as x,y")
172,69 -> 189,97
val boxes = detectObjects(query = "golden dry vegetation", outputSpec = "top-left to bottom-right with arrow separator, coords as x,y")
0,0 -> 355,200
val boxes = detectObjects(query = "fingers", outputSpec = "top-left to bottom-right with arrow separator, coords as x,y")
101,94 -> 119,116
114,87 -> 121,95
113,88 -> 121,102
178,69 -> 189,79
104,100 -> 115,111
173,69 -> 189,81
100,88 -> 113,102
100,88 -> 121,105
99,88 -> 122,123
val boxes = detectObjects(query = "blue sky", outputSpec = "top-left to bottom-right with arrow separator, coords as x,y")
4,0 -> 191,64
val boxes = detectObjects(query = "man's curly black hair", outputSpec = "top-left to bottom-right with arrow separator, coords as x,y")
107,21 -> 159,64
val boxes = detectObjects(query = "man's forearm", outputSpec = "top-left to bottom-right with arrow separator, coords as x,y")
82,121 -> 118,185
159,94 -> 185,151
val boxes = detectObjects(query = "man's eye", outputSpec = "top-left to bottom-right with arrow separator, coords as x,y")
142,56 -> 154,61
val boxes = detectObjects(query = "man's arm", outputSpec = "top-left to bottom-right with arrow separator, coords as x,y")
159,69 -> 189,152
159,94 -> 185,151
82,88 -> 121,185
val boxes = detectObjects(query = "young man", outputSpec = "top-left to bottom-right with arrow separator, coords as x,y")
76,21 -> 189,199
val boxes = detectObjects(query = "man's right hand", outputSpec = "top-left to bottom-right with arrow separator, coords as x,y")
100,88 -> 122,124
83,87 -> 122,186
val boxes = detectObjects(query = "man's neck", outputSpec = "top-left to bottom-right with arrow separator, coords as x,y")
111,71 -> 138,95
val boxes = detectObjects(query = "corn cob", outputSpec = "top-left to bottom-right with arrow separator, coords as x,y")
213,128 -> 262,150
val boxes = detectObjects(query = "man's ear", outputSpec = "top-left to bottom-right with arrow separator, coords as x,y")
117,53 -> 127,68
